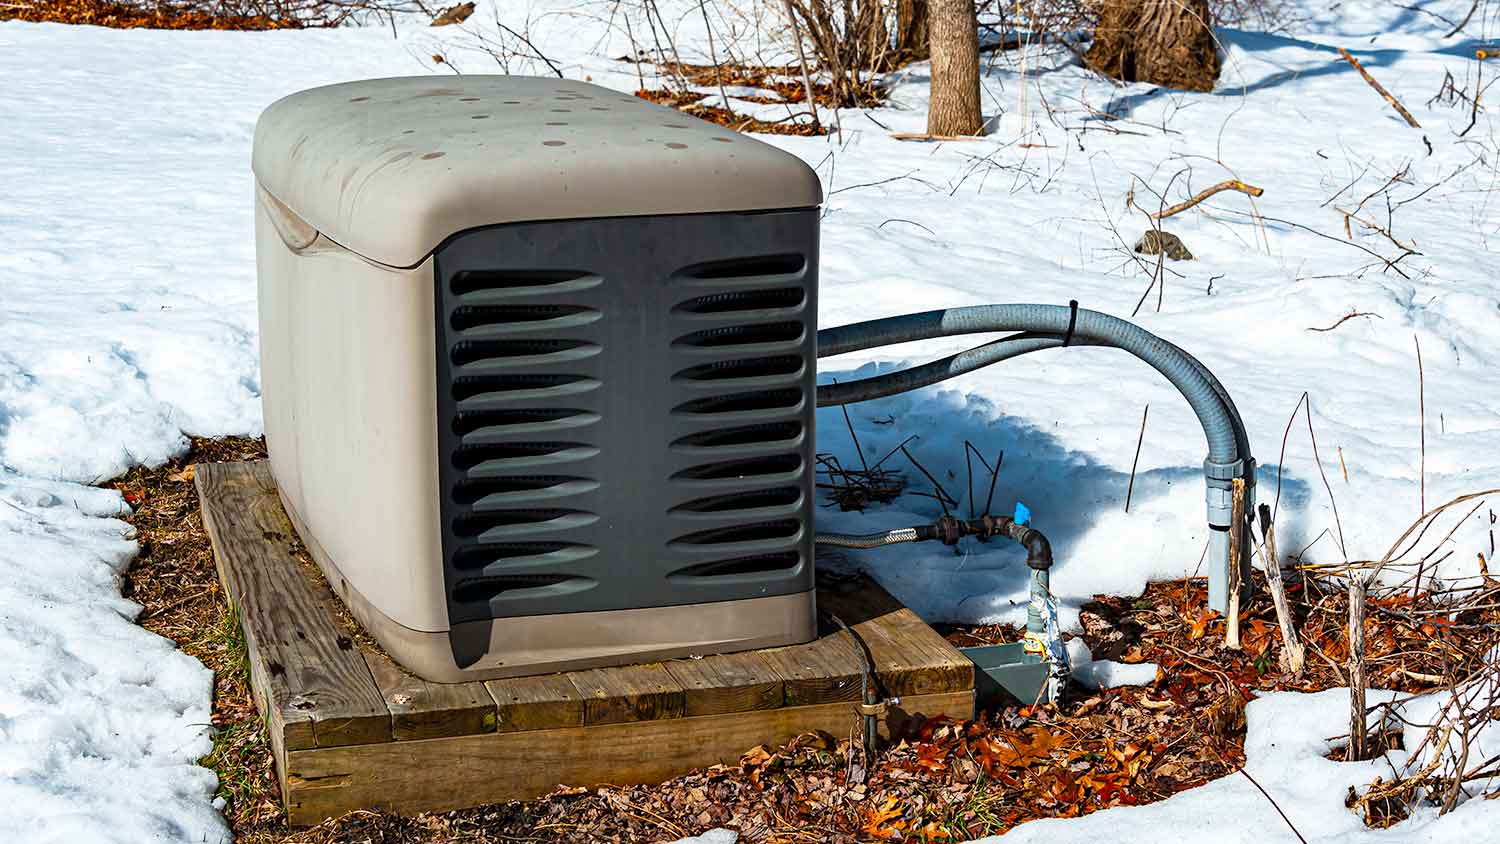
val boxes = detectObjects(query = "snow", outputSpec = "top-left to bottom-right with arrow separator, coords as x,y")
975,687 -> 1500,843
2,0 -> 1499,841
1064,640 -> 1158,689
0,475 -> 223,843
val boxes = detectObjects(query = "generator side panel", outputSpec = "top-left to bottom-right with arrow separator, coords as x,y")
255,193 -> 452,636
432,210 -> 819,625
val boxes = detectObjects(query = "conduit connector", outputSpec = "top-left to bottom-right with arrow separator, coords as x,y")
1204,456 -> 1257,612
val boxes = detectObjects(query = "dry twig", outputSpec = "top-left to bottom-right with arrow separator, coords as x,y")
1227,477 -> 1247,650
1149,179 -> 1264,220
1338,48 -> 1422,128
1347,575 -> 1371,761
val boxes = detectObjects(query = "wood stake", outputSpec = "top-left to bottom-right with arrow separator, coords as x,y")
1338,48 -> 1422,128
1226,477 -> 1246,650
1347,575 -> 1370,761
1256,504 -> 1305,674
1151,179 -> 1265,220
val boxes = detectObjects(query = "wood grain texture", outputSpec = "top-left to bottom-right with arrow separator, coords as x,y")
196,461 -> 391,750
665,651 -> 784,717
569,662 -> 686,725
818,579 -> 974,698
760,637 -> 862,706
363,651 -> 496,741
283,689 -> 974,823
486,673 -> 586,733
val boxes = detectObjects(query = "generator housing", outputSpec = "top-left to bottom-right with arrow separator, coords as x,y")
253,76 -> 822,682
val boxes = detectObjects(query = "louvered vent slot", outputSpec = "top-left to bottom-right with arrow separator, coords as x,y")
451,339 -> 596,367
452,374 -> 595,401
672,487 -> 800,514
453,408 -> 595,436
451,269 -> 597,295
676,355 -> 803,382
674,422 -> 801,449
675,322 -> 803,348
680,254 -> 805,280
451,304 -> 598,331
451,574 -> 597,605
452,509 -> 592,538
667,552 -> 801,580
673,454 -> 802,481
676,288 -> 805,314
452,476 -> 591,504
672,520 -> 801,546
452,441 -> 595,471
674,389 -> 801,415
452,542 -> 593,570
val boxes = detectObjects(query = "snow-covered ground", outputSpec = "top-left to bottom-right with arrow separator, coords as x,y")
2,1 -> 1499,841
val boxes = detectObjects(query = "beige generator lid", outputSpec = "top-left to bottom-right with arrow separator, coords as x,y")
252,75 -> 823,268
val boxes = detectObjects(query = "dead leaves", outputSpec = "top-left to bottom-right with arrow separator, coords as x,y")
973,726 -> 1066,773
3,0 -> 303,29
861,794 -> 907,840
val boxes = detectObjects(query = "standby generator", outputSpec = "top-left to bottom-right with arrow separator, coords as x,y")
254,76 -> 822,682
254,75 -> 1257,690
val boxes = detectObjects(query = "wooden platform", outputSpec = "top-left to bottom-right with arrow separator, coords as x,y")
196,460 -> 975,825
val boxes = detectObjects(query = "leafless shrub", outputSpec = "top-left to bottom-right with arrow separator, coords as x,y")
1304,491 -> 1500,826
783,0 -> 891,106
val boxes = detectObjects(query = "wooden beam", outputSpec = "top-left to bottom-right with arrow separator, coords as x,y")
362,651 -> 496,741
196,460 -> 977,825
283,689 -> 973,823
818,580 -> 975,698
665,651 -> 784,716
760,637 -> 863,706
569,662 -> 686,725
486,673 -> 587,733
195,462 -> 391,752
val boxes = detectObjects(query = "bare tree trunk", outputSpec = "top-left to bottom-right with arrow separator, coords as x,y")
926,0 -> 981,136
1086,0 -> 1220,92
895,0 -> 928,60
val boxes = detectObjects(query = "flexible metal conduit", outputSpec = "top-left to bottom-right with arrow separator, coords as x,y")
814,527 -> 925,549
814,304 -> 1255,613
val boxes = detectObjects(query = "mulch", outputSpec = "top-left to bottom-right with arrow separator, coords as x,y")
111,437 -> 1465,842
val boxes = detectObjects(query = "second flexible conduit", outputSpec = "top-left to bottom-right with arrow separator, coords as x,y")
813,303 -> 1256,612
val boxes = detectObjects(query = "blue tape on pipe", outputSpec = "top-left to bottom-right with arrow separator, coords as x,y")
1014,501 -> 1031,525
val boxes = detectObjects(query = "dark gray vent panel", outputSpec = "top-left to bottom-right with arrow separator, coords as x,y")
433,210 -> 817,624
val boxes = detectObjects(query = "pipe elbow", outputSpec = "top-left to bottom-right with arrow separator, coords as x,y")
1008,523 -> 1053,570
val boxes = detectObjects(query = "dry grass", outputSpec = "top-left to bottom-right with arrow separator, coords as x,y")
111,437 -> 286,831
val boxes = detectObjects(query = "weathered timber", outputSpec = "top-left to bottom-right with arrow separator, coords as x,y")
196,461 -> 391,753
363,651 -> 496,741
665,651 -> 784,716
197,459 -> 975,825
818,576 -> 975,698
486,673 -> 587,733
283,689 -> 974,823
569,662 -> 686,725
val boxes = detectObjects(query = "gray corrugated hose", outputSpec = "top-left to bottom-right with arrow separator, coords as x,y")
814,303 -> 1255,613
